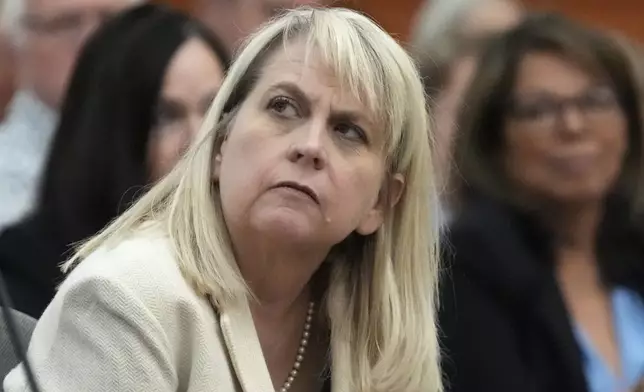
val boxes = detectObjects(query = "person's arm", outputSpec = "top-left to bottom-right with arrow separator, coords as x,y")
440,234 -> 538,392
4,275 -> 177,391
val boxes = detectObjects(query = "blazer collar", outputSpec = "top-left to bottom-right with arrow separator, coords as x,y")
219,298 -> 274,392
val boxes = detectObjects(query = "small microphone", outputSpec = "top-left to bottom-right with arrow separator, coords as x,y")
0,271 -> 42,392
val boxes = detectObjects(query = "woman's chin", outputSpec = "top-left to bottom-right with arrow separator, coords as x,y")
250,208 -> 319,242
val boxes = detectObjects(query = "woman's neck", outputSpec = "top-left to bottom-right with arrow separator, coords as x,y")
541,200 -> 605,296
250,285 -> 323,391
542,200 -> 603,256
545,199 -> 606,297
231,223 -> 329,304
231,231 -> 328,389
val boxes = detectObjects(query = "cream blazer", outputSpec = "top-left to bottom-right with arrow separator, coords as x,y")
3,233 -> 292,392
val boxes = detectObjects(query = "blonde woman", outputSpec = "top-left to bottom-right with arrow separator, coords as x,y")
4,7 -> 442,392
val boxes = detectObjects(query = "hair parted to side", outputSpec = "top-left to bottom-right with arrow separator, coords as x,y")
454,13 -> 644,214
64,7 -> 442,391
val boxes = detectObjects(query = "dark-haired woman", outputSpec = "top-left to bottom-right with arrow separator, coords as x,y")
0,4 -> 230,318
441,13 -> 644,392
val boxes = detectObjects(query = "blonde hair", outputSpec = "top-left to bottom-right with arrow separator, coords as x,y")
64,7 -> 442,392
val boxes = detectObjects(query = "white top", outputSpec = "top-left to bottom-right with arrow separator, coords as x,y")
0,90 -> 57,230
3,231 -> 276,392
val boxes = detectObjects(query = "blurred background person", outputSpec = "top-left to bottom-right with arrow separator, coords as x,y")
0,0 -> 143,231
0,3 -> 229,318
0,0 -> 17,120
409,0 -> 522,222
193,0 -> 327,54
441,13 -> 644,392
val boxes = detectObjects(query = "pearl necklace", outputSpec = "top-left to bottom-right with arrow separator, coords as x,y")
279,301 -> 315,392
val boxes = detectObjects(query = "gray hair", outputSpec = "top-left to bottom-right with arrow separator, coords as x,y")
0,0 -> 144,47
0,0 -> 23,45
409,0 -> 520,98
409,0 -> 479,69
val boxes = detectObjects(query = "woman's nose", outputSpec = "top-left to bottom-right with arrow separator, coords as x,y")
559,105 -> 586,136
287,120 -> 328,170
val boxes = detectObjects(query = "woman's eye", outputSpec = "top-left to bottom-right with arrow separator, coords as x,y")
334,122 -> 366,142
268,96 -> 299,117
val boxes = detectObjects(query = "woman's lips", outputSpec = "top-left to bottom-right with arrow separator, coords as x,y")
271,181 -> 320,204
549,154 -> 596,175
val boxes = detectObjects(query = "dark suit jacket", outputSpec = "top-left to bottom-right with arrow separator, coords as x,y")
0,217 -> 74,318
440,194 -> 644,392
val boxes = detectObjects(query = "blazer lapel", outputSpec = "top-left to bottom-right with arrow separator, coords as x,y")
219,299 -> 274,392
533,277 -> 588,392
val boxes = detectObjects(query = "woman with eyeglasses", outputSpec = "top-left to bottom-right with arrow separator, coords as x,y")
440,13 -> 644,392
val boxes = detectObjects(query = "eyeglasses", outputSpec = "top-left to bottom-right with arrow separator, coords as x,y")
507,86 -> 620,128
22,10 -> 115,41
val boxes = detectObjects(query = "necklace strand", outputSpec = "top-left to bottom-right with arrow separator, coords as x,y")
279,301 -> 315,392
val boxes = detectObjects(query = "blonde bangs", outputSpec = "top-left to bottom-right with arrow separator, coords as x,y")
278,9 -> 419,169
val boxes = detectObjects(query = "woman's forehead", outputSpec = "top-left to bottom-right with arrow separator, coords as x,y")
259,40 -> 336,87
256,41 -> 380,127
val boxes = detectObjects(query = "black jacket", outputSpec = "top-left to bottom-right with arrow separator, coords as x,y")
0,216 -> 70,318
439,194 -> 644,392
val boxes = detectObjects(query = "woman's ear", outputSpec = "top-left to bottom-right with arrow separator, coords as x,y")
213,149 -> 224,181
356,173 -> 405,235
212,111 -> 235,181
387,173 -> 405,207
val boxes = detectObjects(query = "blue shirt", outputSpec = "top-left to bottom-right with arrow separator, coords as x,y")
574,288 -> 644,392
